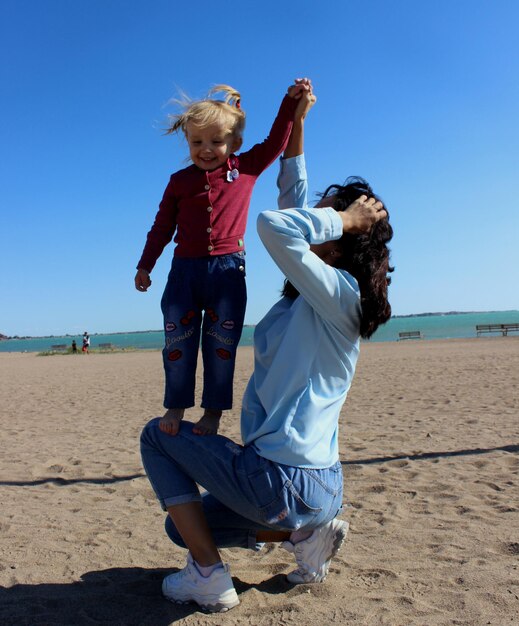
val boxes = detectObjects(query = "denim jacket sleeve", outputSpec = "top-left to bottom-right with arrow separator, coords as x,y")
257,207 -> 361,337
276,154 -> 308,210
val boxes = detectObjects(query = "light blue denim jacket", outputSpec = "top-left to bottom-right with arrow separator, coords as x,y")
276,153 -> 308,210
240,155 -> 361,468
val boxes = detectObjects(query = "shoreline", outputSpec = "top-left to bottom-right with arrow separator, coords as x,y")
3,311 -> 519,353
0,334 -> 517,356
0,325 -> 259,342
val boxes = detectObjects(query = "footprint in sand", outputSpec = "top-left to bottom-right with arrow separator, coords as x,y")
503,542 -> 519,555
31,461 -> 64,478
352,568 -> 398,588
494,504 -> 517,513
389,460 -> 409,468
475,480 -> 504,492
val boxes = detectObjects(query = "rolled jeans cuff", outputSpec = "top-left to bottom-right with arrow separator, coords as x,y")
162,493 -> 202,510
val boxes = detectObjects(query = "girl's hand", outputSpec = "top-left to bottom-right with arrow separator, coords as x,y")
135,268 -> 152,292
287,76 -> 313,99
340,196 -> 388,234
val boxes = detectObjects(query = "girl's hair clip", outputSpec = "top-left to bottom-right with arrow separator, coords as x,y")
235,99 -> 241,110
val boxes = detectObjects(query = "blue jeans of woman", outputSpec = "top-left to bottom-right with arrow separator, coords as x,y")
160,252 -> 247,410
140,418 -> 343,551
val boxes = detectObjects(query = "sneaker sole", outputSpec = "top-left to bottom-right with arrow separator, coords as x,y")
163,590 -> 239,613
325,519 -> 349,563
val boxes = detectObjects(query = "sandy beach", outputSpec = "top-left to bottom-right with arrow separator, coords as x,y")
1,338 -> 518,625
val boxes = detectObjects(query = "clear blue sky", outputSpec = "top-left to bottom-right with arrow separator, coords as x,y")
1,0 -> 518,336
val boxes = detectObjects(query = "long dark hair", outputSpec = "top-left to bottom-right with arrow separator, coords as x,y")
282,177 -> 394,339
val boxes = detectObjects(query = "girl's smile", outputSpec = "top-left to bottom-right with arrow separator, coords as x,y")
186,122 -> 242,171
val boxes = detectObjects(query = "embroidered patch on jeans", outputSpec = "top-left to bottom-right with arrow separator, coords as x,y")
206,327 -> 234,345
166,328 -> 194,348
206,308 -> 219,323
180,310 -> 196,326
221,319 -> 235,330
216,348 -> 232,360
165,322 -> 177,332
168,349 -> 182,361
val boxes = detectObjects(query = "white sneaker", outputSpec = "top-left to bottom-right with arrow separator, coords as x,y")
162,553 -> 239,612
282,518 -> 349,583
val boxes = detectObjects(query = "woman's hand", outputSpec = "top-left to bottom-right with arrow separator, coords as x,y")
135,268 -> 152,292
287,77 -> 313,99
340,196 -> 388,234
283,78 -> 316,159
287,77 -> 316,118
294,89 -> 316,120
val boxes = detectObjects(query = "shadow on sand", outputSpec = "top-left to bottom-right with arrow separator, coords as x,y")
0,566 -> 290,625
342,443 -> 519,466
0,473 -> 146,488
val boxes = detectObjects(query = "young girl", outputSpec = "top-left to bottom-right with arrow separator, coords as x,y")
135,81 -> 306,437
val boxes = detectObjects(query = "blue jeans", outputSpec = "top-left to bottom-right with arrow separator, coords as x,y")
160,253 -> 247,410
140,418 -> 343,550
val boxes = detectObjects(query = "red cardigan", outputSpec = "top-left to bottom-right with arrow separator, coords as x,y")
137,95 -> 297,272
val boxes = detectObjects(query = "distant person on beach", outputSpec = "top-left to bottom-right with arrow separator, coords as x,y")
71,340 -> 77,354
140,87 -> 394,612
134,80 -> 310,437
82,332 -> 90,354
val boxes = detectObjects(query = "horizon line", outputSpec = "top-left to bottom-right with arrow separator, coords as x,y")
2,309 -> 519,340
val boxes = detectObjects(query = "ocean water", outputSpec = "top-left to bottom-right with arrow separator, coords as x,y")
370,310 -> 519,342
1,311 -> 518,353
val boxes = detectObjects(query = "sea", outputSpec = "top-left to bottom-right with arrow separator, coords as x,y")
1,310 -> 518,353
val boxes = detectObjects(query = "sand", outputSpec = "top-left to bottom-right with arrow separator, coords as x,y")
0,338 -> 518,625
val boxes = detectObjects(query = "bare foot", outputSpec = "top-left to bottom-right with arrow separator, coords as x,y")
159,408 -> 185,436
193,409 -> 222,435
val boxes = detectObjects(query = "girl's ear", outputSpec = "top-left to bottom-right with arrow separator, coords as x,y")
232,136 -> 243,152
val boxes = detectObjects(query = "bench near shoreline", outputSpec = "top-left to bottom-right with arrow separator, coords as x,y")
398,331 -> 423,340
476,323 -> 519,337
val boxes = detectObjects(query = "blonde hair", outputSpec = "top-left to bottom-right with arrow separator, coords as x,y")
165,84 -> 246,139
